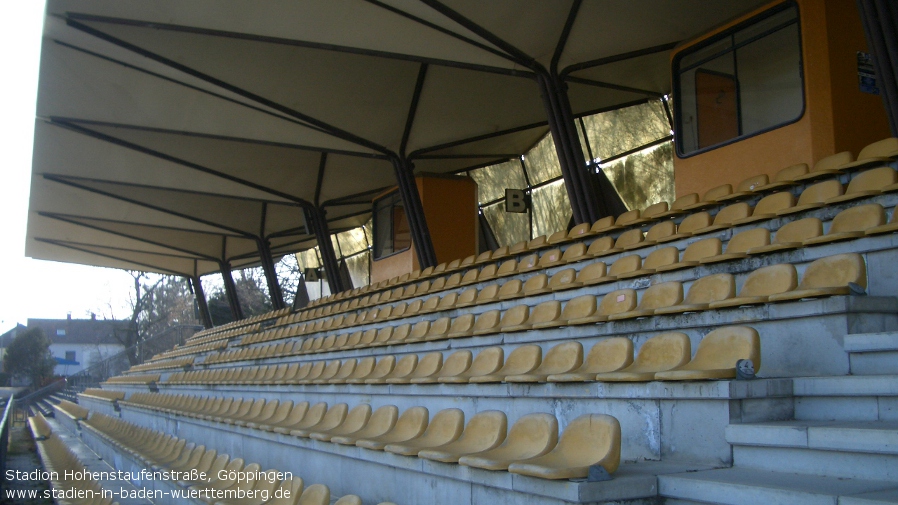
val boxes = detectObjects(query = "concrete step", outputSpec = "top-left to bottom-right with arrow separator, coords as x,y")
792,375 -> 898,421
846,333 -> 898,375
659,468 -> 898,505
841,489 -> 898,505
726,421 -> 898,455
732,445 -> 898,481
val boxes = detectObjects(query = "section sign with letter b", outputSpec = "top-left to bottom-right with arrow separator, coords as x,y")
505,189 -> 529,213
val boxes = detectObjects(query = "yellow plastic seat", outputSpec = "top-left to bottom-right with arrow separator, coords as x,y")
572,261 -> 608,286
683,183 -> 733,210
656,193 -> 700,218
356,406 -> 429,450
388,352 -> 443,384
749,217 -> 823,254
614,209 -> 642,228
568,288 -> 637,324
474,284 -> 500,305
331,405 -> 399,446
474,250 -> 494,264
269,477 -> 305,505
424,317 -> 452,341
369,354 -> 418,384
537,248 -> 564,268
496,278 -> 523,300
508,414 -> 620,480
418,410 -> 508,463
406,320 -> 431,343
609,281 -> 684,320
657,212 -> 712,243
475,263 -> 499,282
522,273 -> 550,296
459,268 -> 480,286
446,313 -> 476,339
586,236 -> 616,257
309,404 -> 372,442
470,309 -> 502,336
735,192 -> 797,226
555,295 -> 597,326
349,355 -> 395,384
803,204 -> 886,245
700,228 -> 770,264
595,332 -> 691,382
654,273 -> 736,315
604,254 -> 642,280
547,230 -> 568,245
251,401 -> 295,430
497,305 -> 530,332
641,220 -> 677,246
420,294 -> 442,314
826,167 -> 898,204
510,300 -> 563,331
322,359 -> 358,384
458,413 -> 558,471
639,201 -> 670,223
769,253 -> 866,302
654,238 -> 722,272
509,239 -> 530,255
469,345 -> 542,383
291,403 -> 348,438
590,215 -> 619,235
490,246 -> 511,261
297,361 -> 331,384
384,408 -> 465,456
718,174 -> 769,201
505,342 -> 583,382
335,357 -> 377,384
612,228 -> 644,251
456,287 -> 478,308
547,268 -> 578,291
297,484 -> 330,505
755,163 -> 810,192
617,246 -> 679,278
368,328 -> 393,348
548,337 -> 634,382
866,206 -> 898,235
656,326 -> 762,380
692,202 -> 752,234
515,253 -> 540,274
778,179 -> 843,215
439,347 -> 504,384
413,350 -> 473,384
709,263 -> 799,309
385,324 -> 411,345
560,242 -> 588,264
792,151 -> 855,182
270,401 -> 322,435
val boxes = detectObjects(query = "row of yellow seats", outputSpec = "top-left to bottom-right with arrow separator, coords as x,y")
33,431 -> 116,505
125,356 -> 194,374
102,373 -> 160,386
77,389 -> 125,403
209,253 -> 858,365
184,322 -> 262,348
147,340 -> 227,363
303,138 -> 896,318
83,412 -> 362,505
53,399 -> 89,421
122,392 -> 620,481
177,325 -> 759,386
188,307 -> 288,342
285,167 -> 895,335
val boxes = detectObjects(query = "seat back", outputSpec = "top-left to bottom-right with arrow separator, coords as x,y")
683,273 -> 736,304
478,264 -> 498,280
844,166 -> 898,195
637,282 -> 684,311
410,352 -> 444,379
629,332 -> 691,372
713,202 -> 751,225
438,350 -> 473,378
739,264 -> 798,297
418,409 -> 465,444
583,337 -> 634,373
753,191 -> 795,215
527,300 -> 562,326
460,269 -> 479,285
682,238 -> 722,262
538,342 -> 583,373
684,326 -> 762,372
368,356 -> 397,379
725,228 -> 770,254
548,268 -> 577,290
497,413 -> 558,459
797,179 -> 843,205
857,137 -> 898,160
678,212 -> 712,234
427,317 -> 452,338
608,255 -> 641,277
498,345 -> 542,375
499,305 -> 529,329
829,203 -> 886,234
567,222 -> 592,240
615,209 -> 641,227
297,484 -> 330,505
550,414 -> 621,472
388,354 -> 419,379
333,360 -> 358,380
523,274 -> 549,293
642,201 -> 669,220
561,295 -> 596,320
509,240 -> 529,255
702,183 -> 732,202
735,173 -> 768,192
587,236 -> 615,255
575,262 -> 607,283
614,228 -> 644,248
645,220 -> 676,242
389,406 -> 430,439
389,324 -> 411,344
538,248 -> 562,267
409,321 -> 431,341
373,328 -> 393,346
670,193 -> 700,211
799,253 -> 867,290
773,217 -> 823,244
560,243 -> 587,262
472,310 -> 502,333
597,289 -> 638,316
642,247 -> 679,270
448,313 -> 475,335
590,215 -> 615,233
268,477 -> 305,505
467,347 -> 504,376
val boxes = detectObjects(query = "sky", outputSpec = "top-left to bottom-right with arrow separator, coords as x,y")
0,1 -> 137,331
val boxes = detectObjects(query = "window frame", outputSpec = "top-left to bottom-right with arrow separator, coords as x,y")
372,190 -> 412,260
673,1 -> 805,158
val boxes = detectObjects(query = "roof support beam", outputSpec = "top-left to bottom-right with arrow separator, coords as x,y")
256,237 -> 285,310
219,260 -> 244,321
392,156 -> 437,268
189,275 -> 213,329
305,205 -> 345,294
858,0 -> 898,135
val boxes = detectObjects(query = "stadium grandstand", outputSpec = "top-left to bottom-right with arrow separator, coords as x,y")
23,0 -> 898,504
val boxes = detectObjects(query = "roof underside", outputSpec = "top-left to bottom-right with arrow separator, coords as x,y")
27,0 -> 767,277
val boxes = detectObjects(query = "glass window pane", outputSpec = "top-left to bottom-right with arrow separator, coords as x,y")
523,134 -> 562,185
483,202 -> 530,247
531,180 -> 572,238
580,101 -> 671,161
345,251 -> 370,288
468,159 -> 527,204
336,227 -> 370,257
600,142 -> 676,211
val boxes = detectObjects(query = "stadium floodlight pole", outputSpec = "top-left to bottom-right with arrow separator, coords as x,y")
189,275 -> 214,328
218,261 -> 244,321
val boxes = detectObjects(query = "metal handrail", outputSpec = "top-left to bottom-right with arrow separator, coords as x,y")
0,394 -> 14,494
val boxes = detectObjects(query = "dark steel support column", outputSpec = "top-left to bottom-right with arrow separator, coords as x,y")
189,275 -> 213,328
219,261 -> 244,321
256,238 -> 285,310
390,157 -> 437,268
858,0 -> 898,135
306,206 -> 345,294
292,273 -> 311,310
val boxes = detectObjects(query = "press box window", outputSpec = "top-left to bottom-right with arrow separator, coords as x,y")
373,191 -> 411,259
674,2 -> 804,156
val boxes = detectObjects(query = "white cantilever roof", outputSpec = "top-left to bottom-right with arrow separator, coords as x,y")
27,0 -> 765,276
